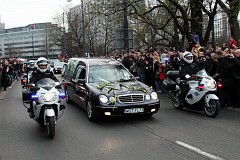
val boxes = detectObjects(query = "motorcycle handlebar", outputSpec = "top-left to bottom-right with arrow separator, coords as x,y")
188,76 -> 202,81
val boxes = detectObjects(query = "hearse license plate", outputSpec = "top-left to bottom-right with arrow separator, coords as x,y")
124,108 -> 144,114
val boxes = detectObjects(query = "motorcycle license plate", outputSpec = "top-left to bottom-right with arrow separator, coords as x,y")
124,108 -> 144,114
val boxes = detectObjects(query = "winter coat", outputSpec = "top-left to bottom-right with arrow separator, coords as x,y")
179,61 -> 199,80
29,70 -> 59,84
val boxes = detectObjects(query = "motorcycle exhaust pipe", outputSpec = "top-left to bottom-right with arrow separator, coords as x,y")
169,91 -> 177,100
169,91 -> 182,105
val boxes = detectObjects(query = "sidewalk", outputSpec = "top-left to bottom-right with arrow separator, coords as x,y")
0,88 -> 6,100
0,80 -> 17,100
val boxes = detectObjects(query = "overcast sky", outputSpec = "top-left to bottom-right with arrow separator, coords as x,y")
1,0 -> 239,29
0,0 -> 80,28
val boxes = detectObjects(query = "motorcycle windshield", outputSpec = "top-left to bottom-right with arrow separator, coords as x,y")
36,78 -> 56,90
195,69 -> 209,78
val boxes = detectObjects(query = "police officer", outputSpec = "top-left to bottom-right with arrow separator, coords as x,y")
24,60 -> 36,84
26,60 -> 36,73
27,57 -> 59,117
178,52 -> 199,102
29,57 -> 58,84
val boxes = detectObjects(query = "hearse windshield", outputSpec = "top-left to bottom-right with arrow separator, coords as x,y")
88,64 -> 132,83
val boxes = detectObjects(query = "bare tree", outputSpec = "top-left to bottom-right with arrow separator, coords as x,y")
218,0 -> 240,41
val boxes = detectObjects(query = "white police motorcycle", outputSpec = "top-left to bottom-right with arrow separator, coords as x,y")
23,78 -> 66,139
163,69 -> 220,118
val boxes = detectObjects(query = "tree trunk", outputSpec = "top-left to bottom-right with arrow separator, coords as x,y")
173,21 -> 180,51
229,17 -> 240,41
190,0 -> 203,44
202,16 -> 215,47
218,0 -> 240,44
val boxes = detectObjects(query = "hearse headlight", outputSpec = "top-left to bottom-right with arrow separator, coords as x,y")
99,95 -> 108,103
151,92 -> 158,100
145,94 -> 151,101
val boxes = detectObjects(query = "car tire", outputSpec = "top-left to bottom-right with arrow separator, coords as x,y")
86,101 -> 99,122
66,89 -> 73,104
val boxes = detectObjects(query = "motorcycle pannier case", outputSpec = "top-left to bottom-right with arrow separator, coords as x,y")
162,79 -> 176,91
166,70 -> 179,81
22,89 -> 32,102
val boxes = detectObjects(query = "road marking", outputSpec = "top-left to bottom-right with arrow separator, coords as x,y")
176,141 -> 224,160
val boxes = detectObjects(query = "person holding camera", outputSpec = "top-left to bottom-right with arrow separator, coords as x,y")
231,49 -> 240,108
215,50 -> 235,107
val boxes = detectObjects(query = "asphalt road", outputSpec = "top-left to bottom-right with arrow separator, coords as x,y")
0,75 -> 239,160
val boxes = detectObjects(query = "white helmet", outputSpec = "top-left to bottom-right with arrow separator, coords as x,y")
183,52 -> 193,64
36,57 -> 48,73
29,60 -> 35,69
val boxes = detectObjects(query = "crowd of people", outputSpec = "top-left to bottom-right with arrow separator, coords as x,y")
109,37 -> 240,108
0,36 -> 239,108
0,58 -> 24,91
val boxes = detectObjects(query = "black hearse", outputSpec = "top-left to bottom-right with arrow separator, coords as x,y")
63,58 -> 160,122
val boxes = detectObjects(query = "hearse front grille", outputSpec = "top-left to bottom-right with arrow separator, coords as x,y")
118,94 -> 144,104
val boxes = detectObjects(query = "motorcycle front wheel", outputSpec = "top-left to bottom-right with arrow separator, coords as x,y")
47,116 -> 55,139
204,99 -> 220,118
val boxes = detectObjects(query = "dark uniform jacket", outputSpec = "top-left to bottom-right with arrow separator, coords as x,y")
179,61 -> 199,80
30,70 -> 59,84
216,56 -> 234,87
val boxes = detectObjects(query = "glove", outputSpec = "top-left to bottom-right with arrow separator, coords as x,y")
185,74 -> 191,79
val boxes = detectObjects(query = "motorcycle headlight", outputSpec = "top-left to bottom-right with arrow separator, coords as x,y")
99,95 -> 108,103
151,92 -> 158,100
41,93 -> 57,102
145,94 -> 151,101
206,82 -> 216,89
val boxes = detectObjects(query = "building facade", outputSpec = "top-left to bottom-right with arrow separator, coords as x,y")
0,22 -> 61,59
69,1 -> 118,56
214,10 -> 230,41
69,0 -> 143,55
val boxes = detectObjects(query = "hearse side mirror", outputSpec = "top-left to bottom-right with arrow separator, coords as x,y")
77,79 -> 85,84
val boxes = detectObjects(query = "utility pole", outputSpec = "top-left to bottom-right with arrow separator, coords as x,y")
63,12 -> 67,56
67,0 -> 86,56
81,0 -> 86,56
31,32 -> 34,59
45,26 -> 49,59
123,0 -> 129,51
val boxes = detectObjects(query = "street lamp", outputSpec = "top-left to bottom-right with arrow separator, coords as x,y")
123,0 -> 129,51
63,12 -> 67,56
31,31 -> 34,59
67,0 -> 86,56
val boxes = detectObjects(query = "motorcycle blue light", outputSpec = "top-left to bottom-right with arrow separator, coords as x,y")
59,93 -> 66,99
31,95 -> 38,101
